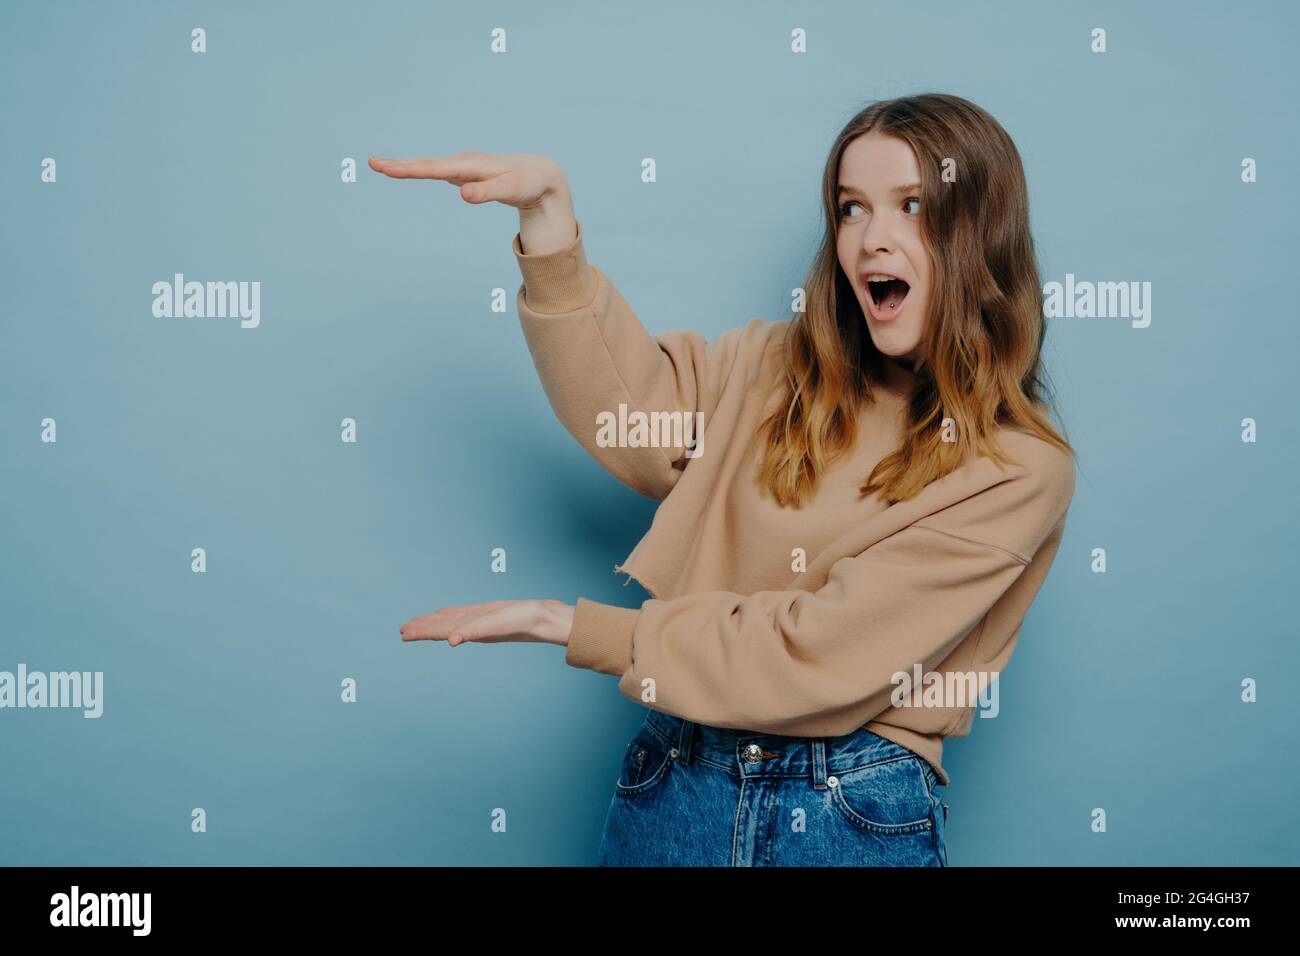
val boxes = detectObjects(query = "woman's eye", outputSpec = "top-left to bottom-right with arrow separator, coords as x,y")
903,197 -> 921,215
838,200 -> 864,219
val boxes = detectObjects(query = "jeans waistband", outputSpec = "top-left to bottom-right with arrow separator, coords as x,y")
643,708 -> 925,791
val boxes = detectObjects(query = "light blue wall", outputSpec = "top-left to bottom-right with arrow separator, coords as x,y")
2,0 -> 1296,865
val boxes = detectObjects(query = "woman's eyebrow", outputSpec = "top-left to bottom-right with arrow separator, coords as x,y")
837,182 -> 923,197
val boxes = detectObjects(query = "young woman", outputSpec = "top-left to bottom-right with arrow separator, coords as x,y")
377,92 -> 1077,867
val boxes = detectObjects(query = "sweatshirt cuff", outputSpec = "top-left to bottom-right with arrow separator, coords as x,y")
565,597 -> 639,676
511,218 -> 598,314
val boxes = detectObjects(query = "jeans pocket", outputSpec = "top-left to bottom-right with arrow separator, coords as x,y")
828,755 -> 934,836
614,722 -> 674,796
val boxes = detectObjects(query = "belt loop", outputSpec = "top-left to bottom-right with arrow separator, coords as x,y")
676,718 -> 694,766
811,738 -> 828,790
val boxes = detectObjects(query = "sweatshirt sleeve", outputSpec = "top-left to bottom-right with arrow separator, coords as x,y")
561,455 -> 1076,738
513,219 -> 753,502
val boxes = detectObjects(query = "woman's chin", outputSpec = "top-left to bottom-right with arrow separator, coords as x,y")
863,325 -> 918,360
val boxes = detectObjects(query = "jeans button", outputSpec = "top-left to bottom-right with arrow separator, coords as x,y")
741,743 -> 762,763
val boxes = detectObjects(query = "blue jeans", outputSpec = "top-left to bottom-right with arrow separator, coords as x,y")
596,708 -> 949,866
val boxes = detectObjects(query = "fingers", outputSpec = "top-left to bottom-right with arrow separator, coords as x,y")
368,153 -> 497,183
398,599 -> 544,646
441,602 -> 525,646
399,601 -> 508,642
369,153 -> 527,206
400,606 -> 470,641
411,604 -> 495,645
459,168 -> 519,204
367,156 -> 439,179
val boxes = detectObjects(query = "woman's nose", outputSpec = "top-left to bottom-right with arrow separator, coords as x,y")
860,219 -> 895,254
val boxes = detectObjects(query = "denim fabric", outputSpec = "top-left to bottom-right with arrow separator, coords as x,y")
596,708 -> 949,867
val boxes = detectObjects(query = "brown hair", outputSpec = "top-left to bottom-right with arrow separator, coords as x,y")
755,92 -> 1074,508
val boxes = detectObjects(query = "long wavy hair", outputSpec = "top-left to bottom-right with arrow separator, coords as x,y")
755,92 -> 1075,508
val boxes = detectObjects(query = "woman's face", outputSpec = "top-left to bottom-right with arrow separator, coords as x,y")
835,130 -> 931,369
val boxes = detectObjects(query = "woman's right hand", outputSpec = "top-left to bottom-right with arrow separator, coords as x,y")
369,151 -> 577,256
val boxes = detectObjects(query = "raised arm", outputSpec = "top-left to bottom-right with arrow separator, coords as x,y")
513,219 -> 752,501
369,150 -> 751,502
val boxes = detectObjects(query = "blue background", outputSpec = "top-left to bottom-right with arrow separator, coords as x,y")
2,0 -> 1297,866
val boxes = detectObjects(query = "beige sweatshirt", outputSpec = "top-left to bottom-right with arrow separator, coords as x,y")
512,220 -> 1076,786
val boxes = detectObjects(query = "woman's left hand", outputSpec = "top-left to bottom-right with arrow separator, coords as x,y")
400,599 -> 574,648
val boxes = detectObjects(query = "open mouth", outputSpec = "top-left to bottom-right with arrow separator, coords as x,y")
867,276 -> 910,313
